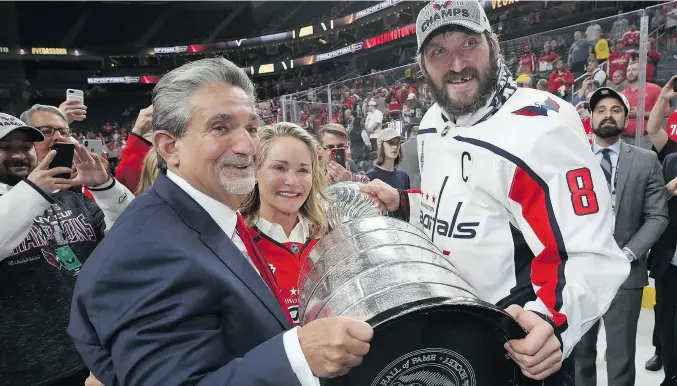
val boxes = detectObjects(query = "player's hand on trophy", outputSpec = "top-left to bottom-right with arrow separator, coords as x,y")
84,372 -> 104,386
666,176 -> 677,197
297,316 -> 374,378
359,179 -> 400,212
504,305 -> 562,380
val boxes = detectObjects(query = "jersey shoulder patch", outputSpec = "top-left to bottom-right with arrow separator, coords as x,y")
512,96 -> 560,117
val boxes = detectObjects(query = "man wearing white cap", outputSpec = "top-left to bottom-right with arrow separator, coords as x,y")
0,112 -> 133,386
361,1 -> 630,383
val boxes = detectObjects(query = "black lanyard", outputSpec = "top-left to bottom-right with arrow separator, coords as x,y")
594,145 -> 620,231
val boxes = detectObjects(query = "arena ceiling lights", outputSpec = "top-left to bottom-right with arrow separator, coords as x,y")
89,22 -> 417,84
0,0 -> 520,61
150,0 -> 404,56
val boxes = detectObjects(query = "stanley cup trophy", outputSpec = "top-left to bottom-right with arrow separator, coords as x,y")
298,182 -> 541,386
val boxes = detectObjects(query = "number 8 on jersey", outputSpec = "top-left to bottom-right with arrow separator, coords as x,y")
566,168 -> 599,216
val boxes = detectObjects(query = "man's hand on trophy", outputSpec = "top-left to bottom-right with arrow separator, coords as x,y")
504,305 -> 562,380
359,179 -> 400,212
297,316 -> 374,378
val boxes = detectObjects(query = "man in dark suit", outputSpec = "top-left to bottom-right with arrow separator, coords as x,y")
648,154 -> 677,386
398,126 -> 420,190
574,87 -> 669,386
68,58 -> 373,386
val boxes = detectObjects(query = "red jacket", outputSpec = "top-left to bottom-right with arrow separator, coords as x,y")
547,70 -> 575,93
246,226 -> 318,325
115,133 -> 152,193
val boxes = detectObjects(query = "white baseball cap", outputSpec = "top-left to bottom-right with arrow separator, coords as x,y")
0,113 -> 44,142
416,0 -> 492,53
378,128 -> 405,144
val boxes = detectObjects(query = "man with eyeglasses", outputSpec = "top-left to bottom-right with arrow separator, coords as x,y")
0,111 -> 133,386
20,104 -> 78,161
317,123 -> 369,184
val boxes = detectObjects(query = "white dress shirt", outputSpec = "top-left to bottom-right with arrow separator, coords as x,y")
256,215 -> 311,244
592,138 -> 621,194
591,139 -> 637,261
166,171 -> 319,386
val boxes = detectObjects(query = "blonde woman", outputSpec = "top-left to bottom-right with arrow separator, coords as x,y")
239,122 -> 328,325
135,149 -> 160,194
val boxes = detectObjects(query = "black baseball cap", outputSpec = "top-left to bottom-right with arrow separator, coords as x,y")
589,87 -> 630,116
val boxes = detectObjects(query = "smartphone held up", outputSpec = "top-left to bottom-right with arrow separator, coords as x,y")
49,142 -> 75,179
331,148 -> 346,166
66,89 -> 84,104
84,139 -> 103,155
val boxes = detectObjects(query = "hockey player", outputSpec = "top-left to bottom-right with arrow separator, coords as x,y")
361,0 -> 630,383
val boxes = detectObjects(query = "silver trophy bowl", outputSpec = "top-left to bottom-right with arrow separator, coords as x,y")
298,216 -> 476,325
325,182 -> 384,230
300,184 -> 539,385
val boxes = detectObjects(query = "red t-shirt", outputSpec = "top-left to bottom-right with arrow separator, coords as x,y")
622,83 -> 663,136
539,52 -> 559,65
547,70 -> 575,93
607,52 -> 631,80
395,91 -> 406,105
621,30 -> 640,50
665,110 -> 677,143
646,50 -> 661,82
388,101 -> 402,111
520,52 -> 538,73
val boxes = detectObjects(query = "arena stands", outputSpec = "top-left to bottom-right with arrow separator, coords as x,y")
0,0 -> 671,160
2,2 -> 677,386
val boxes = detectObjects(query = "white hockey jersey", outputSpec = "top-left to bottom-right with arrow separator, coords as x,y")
408,88 -> 630,359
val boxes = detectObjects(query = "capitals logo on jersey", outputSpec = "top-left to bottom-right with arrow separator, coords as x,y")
432,0 -> 452,10
512,97 -> 560,117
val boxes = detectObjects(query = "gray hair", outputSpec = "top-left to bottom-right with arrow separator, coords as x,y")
20,104 -> 68,126
152,57 -> 257,137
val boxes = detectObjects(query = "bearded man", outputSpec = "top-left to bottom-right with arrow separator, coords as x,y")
572,87 -> 668,386
361,1 -> 631,384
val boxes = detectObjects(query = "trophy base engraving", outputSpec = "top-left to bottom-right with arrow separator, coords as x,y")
324,298 -> 542,386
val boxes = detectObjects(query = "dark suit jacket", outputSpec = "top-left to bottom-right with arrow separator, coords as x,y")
68,173 -> 299,386
399,137 -> 421,190
613,142 -> 669,289
649,153 -> 677,279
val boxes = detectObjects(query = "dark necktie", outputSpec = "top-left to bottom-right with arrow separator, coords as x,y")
600,148 -> 612,192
